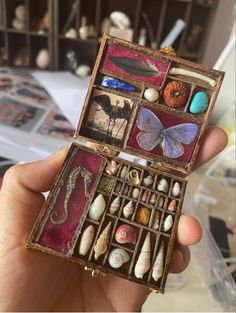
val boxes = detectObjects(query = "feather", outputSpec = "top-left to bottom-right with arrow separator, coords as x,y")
109,57 -> 160,77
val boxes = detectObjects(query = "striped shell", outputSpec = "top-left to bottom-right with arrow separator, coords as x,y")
108,248 -> 130,268
115,224 -> 137,245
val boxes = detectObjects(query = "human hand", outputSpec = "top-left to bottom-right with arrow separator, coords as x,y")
0,127 -> 227,312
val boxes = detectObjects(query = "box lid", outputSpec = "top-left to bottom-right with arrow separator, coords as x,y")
75,35 -> 224,175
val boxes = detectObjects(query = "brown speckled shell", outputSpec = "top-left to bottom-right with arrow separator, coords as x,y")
163,81 -> 189,108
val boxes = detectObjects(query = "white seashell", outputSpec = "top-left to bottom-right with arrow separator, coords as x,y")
110,11 -> 131,29
12,18 -> 25,30
143,174 -> 154,187
109,196 -> 121,214
152,210 -> 160,230
127,169 -> 140,185
15,5 -> 26,22
169,67 -> 216,87
89,194 -> 106,221
144,88 -> 159,102
123,200 -> 134,218
149,193 -> 156,205
134,232 -> 151,279
132,187 -> 140,199
79,225 -> 95,256
94,221 -> 111,260
65,28 -> 78,39
157,178 -> 169,193
75,65 -> 91,77
152,241 -> 164,281
172,182 -> 181,197
105,160 -> 119,175
163,215 -> 173,232
120,165 -> 128,179
108,248 -> 130,268
36,49 -> 50,69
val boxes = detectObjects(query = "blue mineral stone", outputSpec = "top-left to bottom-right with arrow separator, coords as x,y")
189,91 -> 209,114
101,76 -> 135,92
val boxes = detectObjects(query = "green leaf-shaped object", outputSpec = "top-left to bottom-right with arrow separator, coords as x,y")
109,57 -> 160,77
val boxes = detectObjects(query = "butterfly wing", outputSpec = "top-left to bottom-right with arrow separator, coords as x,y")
136,108 -> 164,151
162,123 -> 198,158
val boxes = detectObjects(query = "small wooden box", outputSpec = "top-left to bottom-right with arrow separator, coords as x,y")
26,35 -> 224,292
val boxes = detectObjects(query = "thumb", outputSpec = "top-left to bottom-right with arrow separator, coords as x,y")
0,148 -> 68,242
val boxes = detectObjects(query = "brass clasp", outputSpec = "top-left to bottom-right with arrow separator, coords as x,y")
84,266 -> 107,277
159,46 -> 176,56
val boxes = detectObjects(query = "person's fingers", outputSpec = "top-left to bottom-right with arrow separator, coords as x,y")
194,126 -> 228,170
0,148 -> 68,240
169,245 -> 191,273
176,214 -> 202,246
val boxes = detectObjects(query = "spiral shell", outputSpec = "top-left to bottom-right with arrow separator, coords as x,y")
109,196 -> 121,214
134,232 -> 151,279
157,178 -> 169,193
143,175 -> 153,187
89,194 -> 106,221
123,200 -> 134,218
127,169 -> 140,185
108,248 -> 130,268
79,225 -> 95,256
152,241 -> 164,281
172,182 -> 181,197
105,160 -> 119,176
115,224 -> 137,245
94,221 -> 111,260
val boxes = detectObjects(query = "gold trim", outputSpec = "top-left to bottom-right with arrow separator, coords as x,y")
159,46 -> 176,56
84,266 -> 107,277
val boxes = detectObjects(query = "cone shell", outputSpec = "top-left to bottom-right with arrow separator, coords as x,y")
152,241 -> 164,281
94,221 -> 111,260
89,194 -> 106,221
123,200 -> 134,218
79,225 -> 95,256
135,207 -> 150,226
152,210 -> 160,230
149,193 -> 156,205
143,175 -> 153,187
109,196 -> 121,214
108,248 -> 130,269
132,187 -> 140,199
167,199 -> 177,212
127,169 -> 140,185
120,165 -> 128,179
163,215 -> 173,232
105,160 -> 119,176
157,178 -> 169,193
172,182 -> 181,197
115,224 -> 137,245
134,232 -> 151,279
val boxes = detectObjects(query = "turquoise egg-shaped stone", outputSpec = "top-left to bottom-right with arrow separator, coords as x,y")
190,91 -> 209,114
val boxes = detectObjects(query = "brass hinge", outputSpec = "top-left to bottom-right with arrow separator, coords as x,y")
84,266 -> 107,277
149,162 -> 171,173
86,142 -> 118,157
159,46 -> 176,56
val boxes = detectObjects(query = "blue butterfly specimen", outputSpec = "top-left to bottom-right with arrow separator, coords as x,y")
136,108 -> 198,158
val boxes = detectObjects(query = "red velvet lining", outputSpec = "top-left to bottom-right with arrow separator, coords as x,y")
102,45 -> 169,87
127,106 -> 200,164
38,148 -> 105,254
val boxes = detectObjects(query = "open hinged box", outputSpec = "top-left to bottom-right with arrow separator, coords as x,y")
26,35 -> 224,293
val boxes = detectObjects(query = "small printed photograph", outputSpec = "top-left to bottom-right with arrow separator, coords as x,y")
37,111 -> 75,140
102,44 -> 170,88
0,157 -> 15,190
0,96 -> 45,131
82,88 -> 134,146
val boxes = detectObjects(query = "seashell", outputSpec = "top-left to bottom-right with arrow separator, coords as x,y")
149,193 -> 156,205
141,189 -> 148,202
105,160 -> 119,176
172,182 -> 181,197
115,182 -> 122,193
163,215 -> 173,232
157,178 -> 169,193
75,65 -> 91,77
132,187 -> 140,199
65,28 -> 78,39
144,88 -> 159,102
110,11 -> 131,29
123,200 -> 134,218
109,196 -> 121,214
89,194 -> 106,221
120,165 -> 128,179
123,184 -> 129,196
152,241 -> 164,281
135,207 -> 150,226
108,248 -> 130,268
36,49 -> 50,69
157,196 -> 164,208
115,224 -> 137,245
127,169 -> 140,185
134,232 -> 151,279
12,18 -> 25,30
94,221 -> 111,260
79,225 -> 95,256
143,174 -> 154,187
15,5 -> 26,22
167,199 -> 177,212
152,210 -> 160,230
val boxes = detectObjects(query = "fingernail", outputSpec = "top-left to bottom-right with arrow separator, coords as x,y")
45,147 -> 69,161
